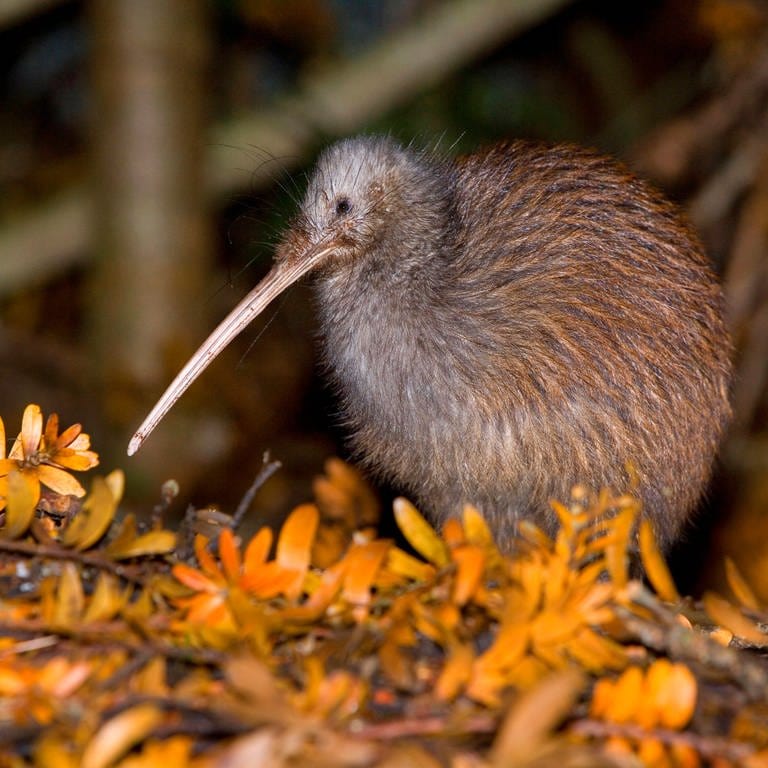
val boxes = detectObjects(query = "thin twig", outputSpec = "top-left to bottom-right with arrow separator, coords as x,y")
570,719 -> 755,764
0,635 -> 59,657
0,537 -> 152,585
232,453 -> 283,529
351,713 -> 497,740
0,619 -> 225,666
152,479 -> 181,526
617,590 -> 768,701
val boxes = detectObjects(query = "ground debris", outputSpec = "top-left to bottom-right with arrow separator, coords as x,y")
0,405 -> 767,767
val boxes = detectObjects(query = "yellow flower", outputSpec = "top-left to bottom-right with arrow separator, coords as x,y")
0,404 -> 99,511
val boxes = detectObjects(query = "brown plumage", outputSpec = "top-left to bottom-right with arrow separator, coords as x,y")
129,135 -> 732,550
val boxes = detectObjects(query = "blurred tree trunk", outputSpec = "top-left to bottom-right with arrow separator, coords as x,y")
88,0 -> 210,400
0,0 -> 573,295
0,0 -> 65,27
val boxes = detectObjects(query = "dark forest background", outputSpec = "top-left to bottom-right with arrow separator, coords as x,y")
0,0 -> 766,595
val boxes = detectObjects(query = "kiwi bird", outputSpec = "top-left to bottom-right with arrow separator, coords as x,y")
128,135 -> 732,550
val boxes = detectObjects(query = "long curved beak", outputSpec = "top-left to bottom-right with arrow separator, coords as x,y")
127,243 -> 335,456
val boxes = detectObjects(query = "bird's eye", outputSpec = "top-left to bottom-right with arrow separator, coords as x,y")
335,197 -> 352,216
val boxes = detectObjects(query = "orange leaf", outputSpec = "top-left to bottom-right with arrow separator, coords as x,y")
378,632 -> 416,690
409,602 -> 445,643
134,657 -> 169,697
475,622 -> 528,676
52,563 -> 84,628
43,659 -> 92,698
81,704 -> 164,768
568,627 -> 627,671
52,420 -> 78,447
110,530 -> 176,560
104,514 -> 137,557
61,475 -> 118,550
603,507 -> 636,589
574,581 -> 614,624
462,504 -> 494,548
218,528 -> 242,583
551,499 -> 577,540
194,534 -> 221,578
638,738 -> 667,767
83,572 -> 124,623
657,662 -> 697,730
0,667 -> 27,695
510,655 -> 551,692
341,540 -> 390,622
542,554 -> 568,608
244,527 -> 273,573
68,433 -> 93,452
313,475 -> 353,522
530,609 -> 583,647
104,469 -> 124,504
639,519 -> 680,603
2,470 -> 39,539
442,518 -> 465,548
310,669 -> 365,719
115,735 -> 192,767
240,561 -> 303,599
635,659 -> 671,729
323,457 -> 361,495
224,655 -> 289,715
451,545 -> 485,606
173,564 -> 220,594
19,404 -> 42,458
52,451 -> 97,472
276,504 -> 319,576
725,557 -> 760,611
465,669 -> 508,707
491,669 -> 585,764
517,521 -> 552,549
386,547 -> 436,582
322,457 -> 379,526
703,591 -> 767,646
604,736 -> 634,758
293,560 -> 345,617
37,464 -> 86,497
31,735 -> 80,768
121,587 -> 155,623
182,593 -> 232,628
435,642 -> 474,701
312,524 -> 350,569
669,742 -> 701,768
530,642 -> 568,671
710,627 -> 733,646
590,678 -> 614,719
393,497 -> 449,567
434,602 -> 460,633
514,562 -> 545,619
605,666 -> 643,723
